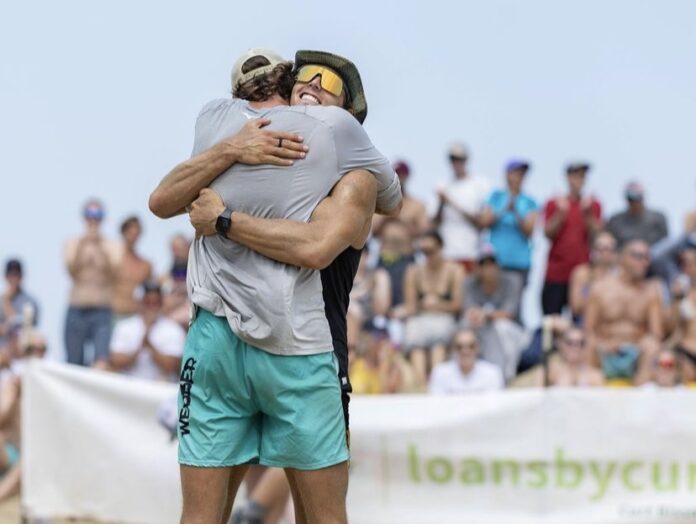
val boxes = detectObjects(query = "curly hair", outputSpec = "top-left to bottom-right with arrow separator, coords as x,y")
233,57 -> 295,102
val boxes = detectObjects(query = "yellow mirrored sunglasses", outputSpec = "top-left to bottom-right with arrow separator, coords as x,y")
295,65 -> 344,97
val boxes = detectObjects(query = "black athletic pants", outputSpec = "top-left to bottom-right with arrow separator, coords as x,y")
541,281 -> 568,315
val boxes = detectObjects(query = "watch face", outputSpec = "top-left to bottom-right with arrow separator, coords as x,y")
216,216 -> 231,236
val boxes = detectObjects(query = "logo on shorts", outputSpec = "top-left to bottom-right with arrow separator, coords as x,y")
178,357 -> 197,436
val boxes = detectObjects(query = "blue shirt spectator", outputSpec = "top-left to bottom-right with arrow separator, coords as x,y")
482,160 -> 539,272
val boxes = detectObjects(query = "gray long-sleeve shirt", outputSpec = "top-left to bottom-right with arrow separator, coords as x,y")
188,99 -> 401,356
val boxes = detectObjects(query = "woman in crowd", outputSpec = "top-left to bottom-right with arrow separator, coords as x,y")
670,249 -> 696,382
568,230 -> 618,322
550,327 -> 605,387
402,231 -> 464,390
347,247 -> 392,348
511,324 -> 604,387
643,347 -> 682,389
350,333 -> 417,395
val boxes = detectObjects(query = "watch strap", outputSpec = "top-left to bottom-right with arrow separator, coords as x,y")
215,208 -> 233,237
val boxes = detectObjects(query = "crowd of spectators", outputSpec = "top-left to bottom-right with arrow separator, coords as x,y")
0,142 -> 692,504
349,143 -> 689,395
0,202 -> 192,502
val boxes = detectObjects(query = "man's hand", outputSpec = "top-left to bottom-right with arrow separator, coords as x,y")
421,294 -> 441,311
598,340 -> 621,354
390,304 -> 409,320
437,187 -> 450,204
465,307 -> 486,328
581,196 -> 595,215
225,118 -> 308,167
555,197 -> 570,215
189,189 -> 226,237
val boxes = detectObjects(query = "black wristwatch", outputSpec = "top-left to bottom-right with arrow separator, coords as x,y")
215,208 -> 233,237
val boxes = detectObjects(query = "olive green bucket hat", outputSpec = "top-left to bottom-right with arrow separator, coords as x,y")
294,50 -> 368,124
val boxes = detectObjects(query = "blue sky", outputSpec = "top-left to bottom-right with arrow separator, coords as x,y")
2,1 -> 695,356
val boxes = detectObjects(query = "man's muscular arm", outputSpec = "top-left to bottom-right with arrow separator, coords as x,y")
189,170 -> 378,269
149,119 -> 307,218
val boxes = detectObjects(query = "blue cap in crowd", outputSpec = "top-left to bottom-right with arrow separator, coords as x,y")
5,259 -> 22,276
505,159 -> 530,173
625,181 -> 645,202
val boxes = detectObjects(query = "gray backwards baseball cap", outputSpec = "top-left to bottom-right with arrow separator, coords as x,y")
294,50 -> 368,124
231,48 -> 286,90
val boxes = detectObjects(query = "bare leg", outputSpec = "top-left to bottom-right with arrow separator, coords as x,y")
244,464 -> 267,495
225,464 -> 265,522
252,468 -> 291,524
679,352 -> 696,382
285,462 -> 348,524
0,435 -> 9,472
409,348 -> 427,390
634,337 -> 660,385
219,465 -> 251,524
286,469 -> 307,524
0,463 -> 20,503
227,467 -> 290,524
430,344 -> 447,371
180,465 -> 241,524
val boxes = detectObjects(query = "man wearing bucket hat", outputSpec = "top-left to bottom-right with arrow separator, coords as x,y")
151,49 -> 401,524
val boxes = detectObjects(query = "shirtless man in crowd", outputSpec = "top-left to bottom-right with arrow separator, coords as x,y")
112,216 -> 153,319
64,199 -> 122,367
568,230 -> 617,321
584,239 -> 663,384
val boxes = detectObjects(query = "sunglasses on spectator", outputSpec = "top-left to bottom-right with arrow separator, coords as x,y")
627,250 -> 650,261
84,207 -> 104,221
382,238 -> 408,247
295,65 -> 344,97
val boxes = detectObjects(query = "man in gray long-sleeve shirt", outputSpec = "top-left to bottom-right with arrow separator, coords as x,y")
150,49 -> 401,524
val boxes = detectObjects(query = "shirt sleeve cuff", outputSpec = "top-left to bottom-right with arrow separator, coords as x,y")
375,174 -> 403,212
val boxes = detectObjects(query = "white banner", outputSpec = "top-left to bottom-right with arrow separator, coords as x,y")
22,360 -> 696,524
22,360 -> 181,523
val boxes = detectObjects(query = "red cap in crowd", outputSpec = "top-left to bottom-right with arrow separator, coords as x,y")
393,160 -> 410,177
